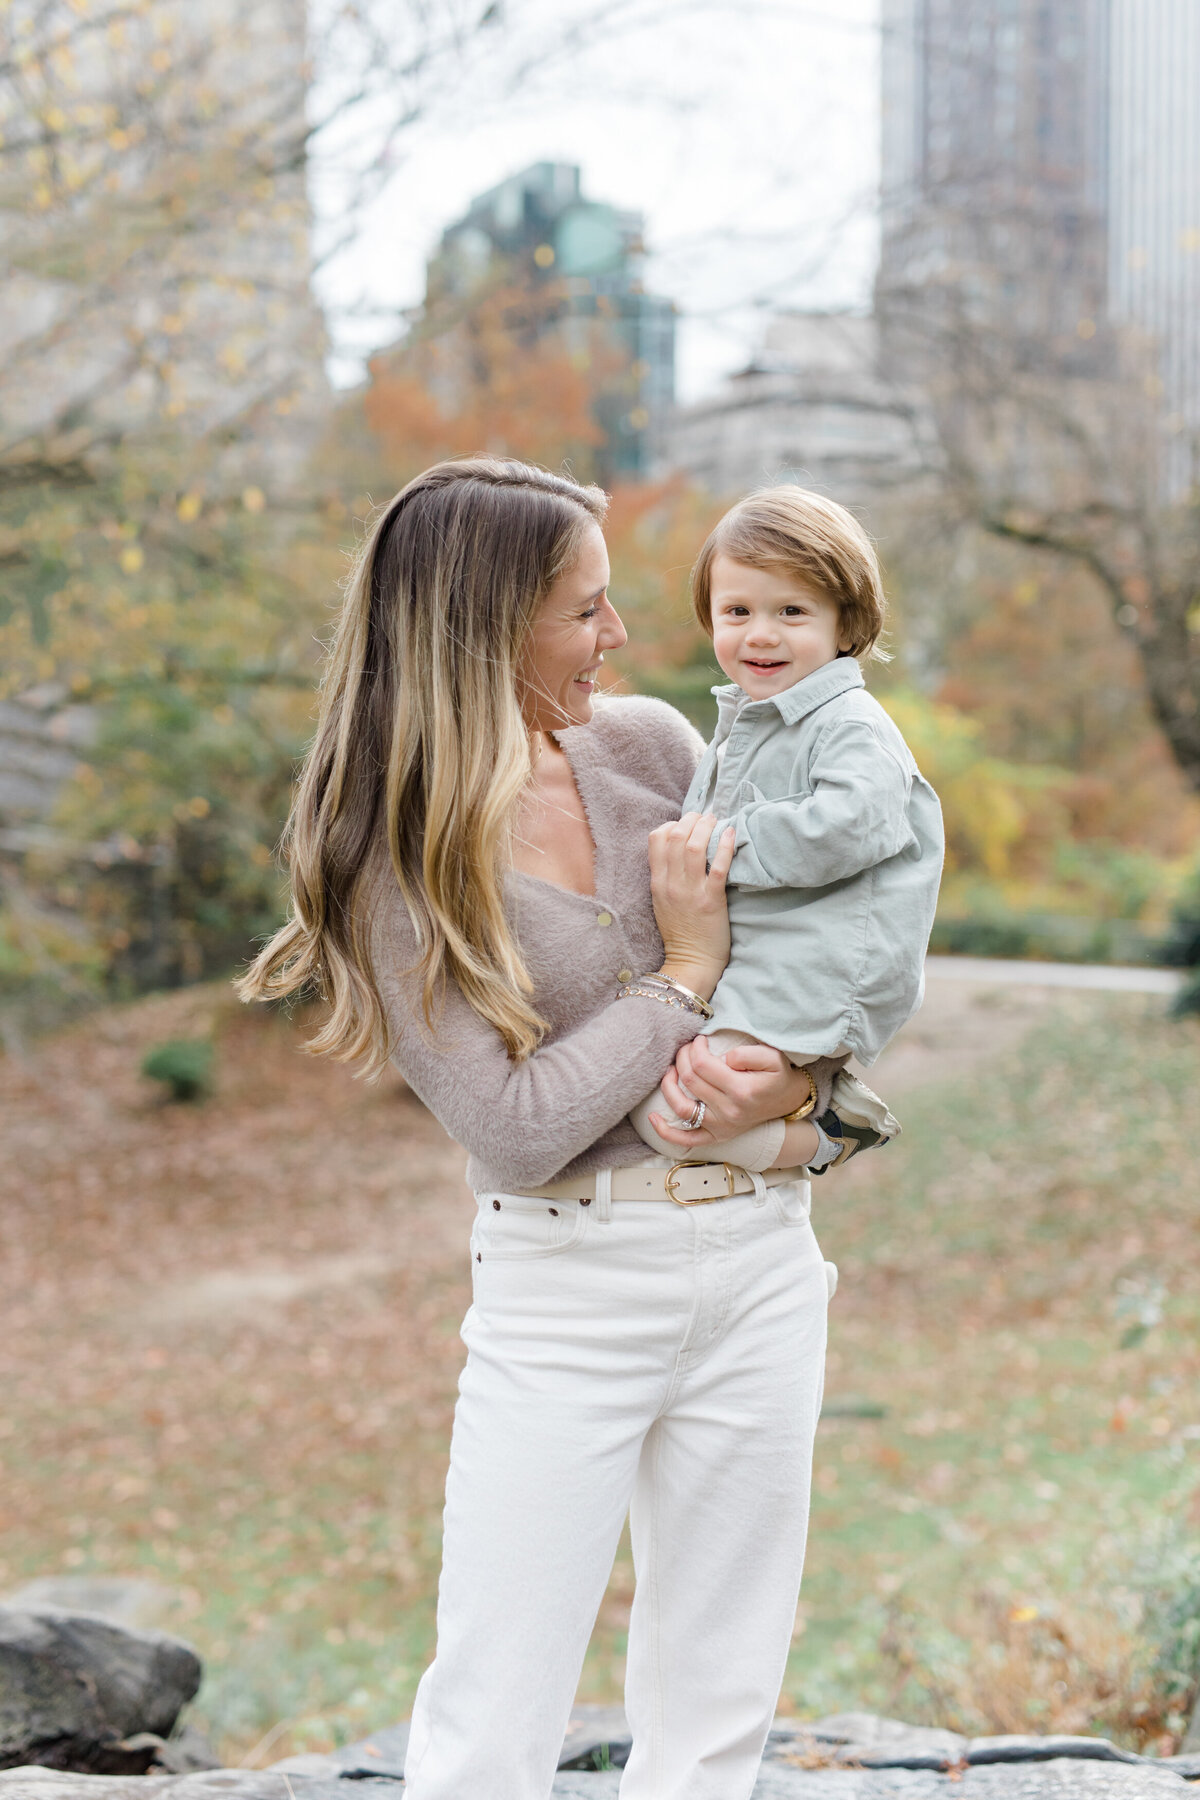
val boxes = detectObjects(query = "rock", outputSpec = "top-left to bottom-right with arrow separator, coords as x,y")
1,1586 -> 180,1636
770,1713 -> 969,1770
272,1724 -> 410,1782
111,1732 -> 218,1777
966,1735 -> 1142,1767
1,1711 -> 1193,1799
151,1731 -> 220,1777
0,1756 -> 1193,1799
0,1608 -> 202,1773
0,1777 -> 359,1800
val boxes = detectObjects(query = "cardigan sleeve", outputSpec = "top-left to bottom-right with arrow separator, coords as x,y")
367,883 -> 700,1190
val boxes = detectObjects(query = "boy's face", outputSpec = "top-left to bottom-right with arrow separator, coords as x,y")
709,555 -> 850,700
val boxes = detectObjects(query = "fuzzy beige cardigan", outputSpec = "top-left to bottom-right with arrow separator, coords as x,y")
365,695 -> 837,1194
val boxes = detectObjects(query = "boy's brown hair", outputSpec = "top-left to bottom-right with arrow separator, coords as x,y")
691,485 -> 888,661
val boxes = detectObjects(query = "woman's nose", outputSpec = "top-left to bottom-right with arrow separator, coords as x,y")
600,601 -> 628,651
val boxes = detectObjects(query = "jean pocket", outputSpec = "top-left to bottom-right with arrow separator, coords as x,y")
473,1194 -> 588,1260
770,1176 -> 813,1226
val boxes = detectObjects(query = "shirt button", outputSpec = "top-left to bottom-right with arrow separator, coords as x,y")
596,911 -> 613,927
618,968 -> 633,983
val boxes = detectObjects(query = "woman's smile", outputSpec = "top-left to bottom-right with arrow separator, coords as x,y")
521,521 -> 627,731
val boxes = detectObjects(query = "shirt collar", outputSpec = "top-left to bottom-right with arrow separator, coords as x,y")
710,655 -> 865,734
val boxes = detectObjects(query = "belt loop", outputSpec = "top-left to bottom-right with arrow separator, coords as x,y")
749,1170 -> 769,1207
594,1167 -> 613,1221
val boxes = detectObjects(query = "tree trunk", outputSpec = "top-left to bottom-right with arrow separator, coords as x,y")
1137,588 -> 1200,793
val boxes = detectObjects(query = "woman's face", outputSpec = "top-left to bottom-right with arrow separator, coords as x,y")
520,520 -> 627,732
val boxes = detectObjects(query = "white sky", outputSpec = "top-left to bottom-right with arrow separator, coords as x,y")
312,0 -> 882,402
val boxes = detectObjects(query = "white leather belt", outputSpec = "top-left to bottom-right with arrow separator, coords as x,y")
518,1161 -> 809,1209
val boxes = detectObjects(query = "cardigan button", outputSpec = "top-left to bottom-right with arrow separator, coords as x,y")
596,911 -> 613,927
492,1199 -> 501,1210
617,968 -> 632,983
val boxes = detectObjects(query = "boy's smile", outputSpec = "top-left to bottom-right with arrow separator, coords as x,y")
708,555 -> 850,700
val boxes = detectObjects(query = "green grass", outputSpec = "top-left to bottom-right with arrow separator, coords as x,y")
774,992 -> 1200,1741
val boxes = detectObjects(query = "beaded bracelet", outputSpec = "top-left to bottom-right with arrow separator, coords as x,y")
618,971 -> 714,1020
651,972 -> 715,1019
616,978 -> 711,1021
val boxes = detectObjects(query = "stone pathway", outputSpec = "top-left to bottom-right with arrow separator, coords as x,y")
923,954 -> 1181,995
1,1760 -> 1195,1798
4,1710 -> 1197,1799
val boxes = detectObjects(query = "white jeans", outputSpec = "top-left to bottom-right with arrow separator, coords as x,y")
402,1175 -> 832,1800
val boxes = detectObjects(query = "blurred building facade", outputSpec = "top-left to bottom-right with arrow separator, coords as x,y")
427,162 -> 675,477
1107,0 -> 1200,468
662,312 -> 926,504
879,0 -> 1200,490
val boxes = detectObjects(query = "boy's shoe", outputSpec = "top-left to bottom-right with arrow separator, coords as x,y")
811,1071 -> 901,1174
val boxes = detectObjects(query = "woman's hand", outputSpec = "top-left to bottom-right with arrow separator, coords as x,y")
649,1039 -> 817,1151
647,813 -> 735,1001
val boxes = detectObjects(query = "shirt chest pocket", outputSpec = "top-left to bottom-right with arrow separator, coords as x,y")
728,777 -> 811,810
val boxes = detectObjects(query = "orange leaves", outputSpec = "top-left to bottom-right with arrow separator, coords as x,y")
363,277 -> 626,484
365,332 -> 603,481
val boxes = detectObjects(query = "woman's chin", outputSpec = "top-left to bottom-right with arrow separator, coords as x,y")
564,685 -> 596,724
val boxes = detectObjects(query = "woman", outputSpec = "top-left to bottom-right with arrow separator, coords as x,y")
240,458 -> 840,1800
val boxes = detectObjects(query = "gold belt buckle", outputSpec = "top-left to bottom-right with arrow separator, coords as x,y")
664,1161 -> 737,1207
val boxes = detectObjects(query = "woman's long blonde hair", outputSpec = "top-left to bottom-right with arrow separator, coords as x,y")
237,457 -> 607,1069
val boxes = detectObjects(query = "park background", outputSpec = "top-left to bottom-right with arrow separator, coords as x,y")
1,0 -> 1200,1771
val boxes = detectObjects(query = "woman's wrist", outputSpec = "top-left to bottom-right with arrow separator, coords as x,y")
657,958 -> 721,1003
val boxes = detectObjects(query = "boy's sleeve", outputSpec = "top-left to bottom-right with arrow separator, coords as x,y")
719,717 -> 917,889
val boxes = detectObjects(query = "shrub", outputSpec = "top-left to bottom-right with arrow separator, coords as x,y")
141,1037 -> 215,1101
1161,859 -> 1200,1017
1138,1538 -> 1200,1741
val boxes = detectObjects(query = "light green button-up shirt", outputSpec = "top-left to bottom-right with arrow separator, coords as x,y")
684,656 -> 944,1066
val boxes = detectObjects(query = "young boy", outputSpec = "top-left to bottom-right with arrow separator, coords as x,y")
629,486 -> 944,1173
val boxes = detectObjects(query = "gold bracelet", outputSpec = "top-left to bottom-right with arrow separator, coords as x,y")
782,1065 -> 819,1123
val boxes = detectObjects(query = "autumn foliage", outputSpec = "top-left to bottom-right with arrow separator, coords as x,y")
2,212 -> 1196,1028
